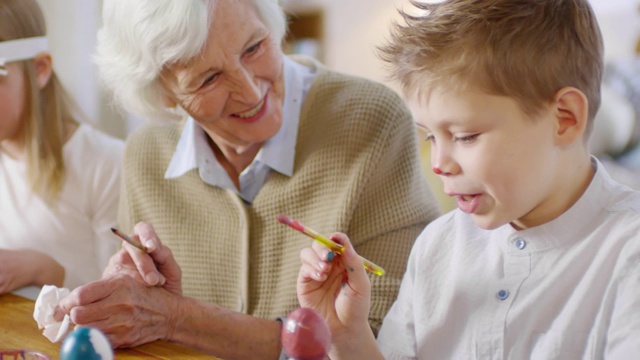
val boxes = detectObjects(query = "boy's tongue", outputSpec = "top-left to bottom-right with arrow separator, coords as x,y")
457,194 -> 480,214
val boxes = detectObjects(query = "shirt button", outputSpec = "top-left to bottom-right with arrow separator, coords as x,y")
496,289 -> 510,300
514,238 -> 527,250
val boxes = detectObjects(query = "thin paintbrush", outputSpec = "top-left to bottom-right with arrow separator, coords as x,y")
110,227 -> 147,252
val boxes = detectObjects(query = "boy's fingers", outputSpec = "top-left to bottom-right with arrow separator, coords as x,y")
310,240 -> 335,261
300,247 -> 332,275
330,233 -> 368,292
299,263 -> 328,282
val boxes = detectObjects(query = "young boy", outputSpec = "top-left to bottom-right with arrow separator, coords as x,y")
296,0 -> 640,358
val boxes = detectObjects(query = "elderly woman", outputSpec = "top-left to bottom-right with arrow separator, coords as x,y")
56,0 -> 439,358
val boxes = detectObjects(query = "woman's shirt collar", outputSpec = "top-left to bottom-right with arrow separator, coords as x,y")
164,56 -> 316,203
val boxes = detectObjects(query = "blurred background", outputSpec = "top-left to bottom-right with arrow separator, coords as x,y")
36,0 -> 640,212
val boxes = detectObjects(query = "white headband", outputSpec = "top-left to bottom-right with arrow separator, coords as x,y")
0,36 -> 49,76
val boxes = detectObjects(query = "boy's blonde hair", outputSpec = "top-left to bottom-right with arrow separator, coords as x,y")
0,0 -> 78,203
380,0 -> 604,134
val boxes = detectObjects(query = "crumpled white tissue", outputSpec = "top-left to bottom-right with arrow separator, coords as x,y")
33,284 -> 72,342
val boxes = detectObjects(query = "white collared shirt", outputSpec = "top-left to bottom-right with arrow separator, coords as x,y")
165,56 -> 316,203
378,157 -> 640,359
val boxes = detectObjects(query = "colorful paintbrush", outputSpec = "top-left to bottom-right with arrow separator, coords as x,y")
277,214 -> 385,276
110,227 -> 147,252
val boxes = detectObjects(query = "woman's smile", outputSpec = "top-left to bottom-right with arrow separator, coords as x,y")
233,96 -> 266,119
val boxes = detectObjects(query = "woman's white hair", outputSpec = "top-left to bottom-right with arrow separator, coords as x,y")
95,0 -> 287,120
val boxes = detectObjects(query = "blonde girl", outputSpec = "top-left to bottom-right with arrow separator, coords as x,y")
0,0 -> 123,293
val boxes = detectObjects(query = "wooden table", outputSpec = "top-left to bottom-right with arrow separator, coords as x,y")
0,293 -> 216,359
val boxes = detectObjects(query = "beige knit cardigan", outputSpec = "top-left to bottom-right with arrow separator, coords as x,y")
118,58 -> 440,333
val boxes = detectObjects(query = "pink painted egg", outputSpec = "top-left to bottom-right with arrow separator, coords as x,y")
281,308 -> 331,360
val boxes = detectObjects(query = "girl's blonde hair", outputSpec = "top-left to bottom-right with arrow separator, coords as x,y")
0,0 -> 79,203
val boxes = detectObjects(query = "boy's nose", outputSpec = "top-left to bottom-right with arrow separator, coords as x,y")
431,146 -> 459,176
432,163 -> 456,176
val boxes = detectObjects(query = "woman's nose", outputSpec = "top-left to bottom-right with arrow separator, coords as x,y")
229,66 -> 261,104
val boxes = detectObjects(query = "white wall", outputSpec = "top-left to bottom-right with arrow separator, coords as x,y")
320,0 -> 405,91
37,0 -> 640,139
317,0 -> 640,87
36,0 -> 125,138
590,0 -> 640,61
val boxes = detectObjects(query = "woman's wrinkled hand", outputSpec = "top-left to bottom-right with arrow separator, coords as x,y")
54,273 -> 184,348
103,222 -> 182,296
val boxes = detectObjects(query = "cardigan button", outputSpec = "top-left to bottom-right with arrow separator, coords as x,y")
237,296 -> 244,312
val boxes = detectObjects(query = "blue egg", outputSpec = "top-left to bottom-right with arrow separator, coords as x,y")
60,327 -> 113,360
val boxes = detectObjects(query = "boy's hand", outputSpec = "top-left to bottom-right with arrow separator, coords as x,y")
297,233 -> 372,345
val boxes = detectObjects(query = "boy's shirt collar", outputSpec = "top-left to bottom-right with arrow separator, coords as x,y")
495,156 -> 619,252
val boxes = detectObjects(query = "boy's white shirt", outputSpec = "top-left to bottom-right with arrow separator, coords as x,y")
378,157 -> 640,359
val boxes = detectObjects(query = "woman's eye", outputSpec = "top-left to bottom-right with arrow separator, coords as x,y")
246,41 -> 262,55
202,73 -> 219,87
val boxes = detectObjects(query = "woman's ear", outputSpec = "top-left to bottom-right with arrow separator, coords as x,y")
552,86 -> 589,146
162,94 -> 177,108
158,71 -> 178,108
32,52 -> 53,89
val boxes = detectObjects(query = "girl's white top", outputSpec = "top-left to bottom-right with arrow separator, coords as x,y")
0,124 -> 124,289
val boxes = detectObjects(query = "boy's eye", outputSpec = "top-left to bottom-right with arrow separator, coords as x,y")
454,134 -> 479,144
416,128 -> 434,142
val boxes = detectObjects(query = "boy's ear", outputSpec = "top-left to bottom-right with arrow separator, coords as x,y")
552,86 -> 589,146
32,52 -> 53,89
